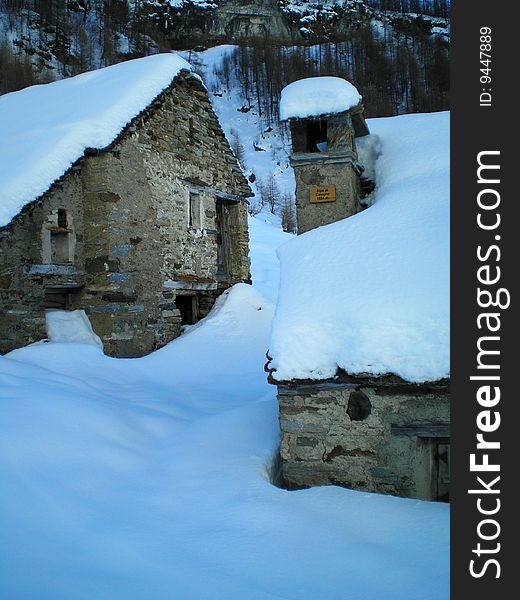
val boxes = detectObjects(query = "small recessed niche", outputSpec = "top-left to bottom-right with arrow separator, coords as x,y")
347,390 -> 372,421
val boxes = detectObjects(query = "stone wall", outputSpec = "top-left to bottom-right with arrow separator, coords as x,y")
0,73 -> 251,357
0,170 -> 86,350
277,379 -> 450,500
292,158 -> 361,234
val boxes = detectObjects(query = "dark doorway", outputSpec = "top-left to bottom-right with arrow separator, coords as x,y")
176,294 -> 200,326
216,199 -> 232,279
416,437 -> 450,502
436,441 -> 450,502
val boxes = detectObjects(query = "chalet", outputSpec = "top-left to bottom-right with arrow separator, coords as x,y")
0,53 -> 252,357
270,89 -> 450,501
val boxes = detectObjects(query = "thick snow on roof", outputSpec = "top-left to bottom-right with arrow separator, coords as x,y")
270,111 -> 450,383
0,53 -> 194,227
279,76 -> 362,121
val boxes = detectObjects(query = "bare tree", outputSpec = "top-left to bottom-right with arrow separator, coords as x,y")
247,198 -> 262,217
230,128 -> 246,169
280,192 -> 297,233
257,172 -> 281,214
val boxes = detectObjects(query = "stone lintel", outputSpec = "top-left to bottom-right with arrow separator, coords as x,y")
27,264 -> 83,276
44,283 -> 84,290
163,279 -> 218,291
290,152 -> 362,174
272,370 -> 450,395
183,179 -> 252,203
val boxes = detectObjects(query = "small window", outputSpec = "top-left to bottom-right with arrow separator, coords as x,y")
42,208 -> 76,265
189,192 -> 202,230
50,209 -> 72,264
306,120 -> 328,152
43,289 -> 69,309
57,208 -> 67,229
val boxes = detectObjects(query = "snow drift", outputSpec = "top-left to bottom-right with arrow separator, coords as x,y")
0,217 -> 448,599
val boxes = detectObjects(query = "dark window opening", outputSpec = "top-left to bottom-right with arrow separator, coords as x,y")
176,294 -> 200,326
57,208 -> 68,229
347,390 -> 372,421
306,120 -> 328,152
43,288 -> 70,310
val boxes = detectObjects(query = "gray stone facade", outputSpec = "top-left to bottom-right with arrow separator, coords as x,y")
286,105 -> 369,234
0,72 -> 251,357
276,375 -> 450,501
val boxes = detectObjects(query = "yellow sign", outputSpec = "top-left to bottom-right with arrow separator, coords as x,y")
309,186 -> 337,203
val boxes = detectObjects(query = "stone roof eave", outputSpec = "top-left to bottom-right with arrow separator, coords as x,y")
266,362 -> 450,395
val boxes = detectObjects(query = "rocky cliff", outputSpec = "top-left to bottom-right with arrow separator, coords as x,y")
0,1 -> 449,94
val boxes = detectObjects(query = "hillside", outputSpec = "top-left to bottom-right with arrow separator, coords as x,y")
1,1 -> 449,104
1,1 -> 449,231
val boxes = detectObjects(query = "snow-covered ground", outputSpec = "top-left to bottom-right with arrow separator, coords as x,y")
0,208 -> 448,599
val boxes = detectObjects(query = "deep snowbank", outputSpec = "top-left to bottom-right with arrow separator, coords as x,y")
269,111 -> 450,383
0,217 -> 448,599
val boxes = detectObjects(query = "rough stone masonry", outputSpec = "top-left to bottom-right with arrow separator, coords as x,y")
276,375 -> 450,501
0,71 -> 252,357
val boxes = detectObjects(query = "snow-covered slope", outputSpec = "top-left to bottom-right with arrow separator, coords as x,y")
269,111 -> 450,383
0,216 -> 448,599
185,45 -> 296,212
0,52 -> 193,227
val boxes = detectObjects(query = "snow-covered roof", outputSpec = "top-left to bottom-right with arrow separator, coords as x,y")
269,111 -> 450,384
279,76 -> 362,121
0,53 -> 195,227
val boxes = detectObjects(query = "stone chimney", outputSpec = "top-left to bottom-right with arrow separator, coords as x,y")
280,76 -> 369,234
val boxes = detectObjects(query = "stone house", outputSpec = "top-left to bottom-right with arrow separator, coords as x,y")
0,53 -> 251,357
279,76 -> 370,234
270,94 -> 450,501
